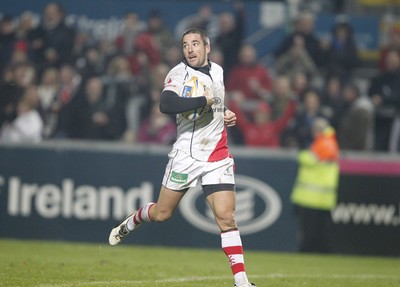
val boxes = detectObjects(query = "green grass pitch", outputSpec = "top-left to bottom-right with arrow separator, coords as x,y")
0,239 -> 399,287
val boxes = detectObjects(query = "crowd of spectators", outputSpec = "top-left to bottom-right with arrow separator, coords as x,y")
0,2 -> 399,153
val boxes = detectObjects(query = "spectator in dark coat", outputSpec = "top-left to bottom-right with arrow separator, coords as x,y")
274,11 -> 323,69
287,90 -> 327,149
320,74 -> 345,130
66,77 -> 126,140
368,49 -> 400,151
0,62 -> 36,127
338,84 -> 374,151
215,2 -> 245,78
275,33 -> 318,79
29,2 -> 75,69
323,21 -> 359,80
0,15 -> 18,73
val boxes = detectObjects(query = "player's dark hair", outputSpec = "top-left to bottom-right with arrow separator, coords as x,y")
182,28 -> 210,46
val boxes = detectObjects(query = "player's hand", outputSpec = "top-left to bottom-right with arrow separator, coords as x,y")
224,109 -> 237,127
204,88 -> 215,106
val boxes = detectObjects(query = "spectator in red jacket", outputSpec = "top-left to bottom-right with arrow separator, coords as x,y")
132,10 -> 175,69
226,43 -> 272,102
115,11 -> 146,56
229,96 -> 296,147
378,27 -> 400,72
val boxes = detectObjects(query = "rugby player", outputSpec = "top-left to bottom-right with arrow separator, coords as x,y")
109,28 -> 256,287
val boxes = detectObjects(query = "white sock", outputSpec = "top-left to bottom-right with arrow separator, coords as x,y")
221,230 -> 249,286
126,215 -> 135,231
126,202 -> 155,231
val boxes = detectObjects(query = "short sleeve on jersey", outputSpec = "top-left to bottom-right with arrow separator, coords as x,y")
163,66 -> 185,96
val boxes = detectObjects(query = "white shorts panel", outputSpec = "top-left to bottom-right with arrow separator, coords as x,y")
202,156 -> 235,185
162,149 -> 235,191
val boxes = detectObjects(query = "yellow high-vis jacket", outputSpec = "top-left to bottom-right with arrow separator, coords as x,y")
291,128 -> 340,210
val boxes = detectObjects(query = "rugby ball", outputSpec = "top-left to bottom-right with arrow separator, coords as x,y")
180,76 -> 208,121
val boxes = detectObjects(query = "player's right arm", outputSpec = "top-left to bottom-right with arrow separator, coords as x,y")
160,68 -> 214,114
159,90 -> 208,114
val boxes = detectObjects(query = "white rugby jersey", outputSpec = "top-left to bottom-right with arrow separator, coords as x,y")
163,61 -> 229,162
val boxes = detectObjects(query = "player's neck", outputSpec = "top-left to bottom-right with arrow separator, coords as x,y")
183,58 -> 211,76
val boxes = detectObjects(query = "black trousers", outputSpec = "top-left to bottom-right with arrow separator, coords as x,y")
294,205 -> 333,253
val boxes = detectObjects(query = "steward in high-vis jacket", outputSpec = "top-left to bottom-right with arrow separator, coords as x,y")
290,117 -> 340,253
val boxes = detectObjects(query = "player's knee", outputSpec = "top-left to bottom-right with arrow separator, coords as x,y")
215,211 -> 236,229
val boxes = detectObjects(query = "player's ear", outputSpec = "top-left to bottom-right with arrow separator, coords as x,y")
206,43 -> 211,54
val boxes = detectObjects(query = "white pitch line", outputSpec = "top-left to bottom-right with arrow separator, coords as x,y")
36,273 -> 400,287
36,276 -> 232,287
262,273 -> 400,280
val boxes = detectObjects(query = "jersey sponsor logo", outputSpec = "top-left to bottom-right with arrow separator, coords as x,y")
212,107 -> 224,113
170,171 -> 188,184
182,86 -> 193,97
213,97 -> 222,105
179,174 -> 282,235
181,76 -> 199,98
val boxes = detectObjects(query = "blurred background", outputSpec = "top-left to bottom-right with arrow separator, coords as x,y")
0,0 -> 399,257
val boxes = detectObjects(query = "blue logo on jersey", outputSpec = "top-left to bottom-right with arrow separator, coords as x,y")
182,86 -> 193,97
